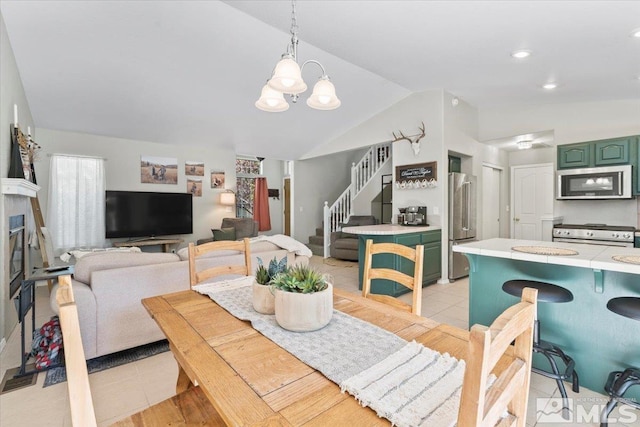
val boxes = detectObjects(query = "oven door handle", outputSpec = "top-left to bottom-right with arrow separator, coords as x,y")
553,237 -> 634,247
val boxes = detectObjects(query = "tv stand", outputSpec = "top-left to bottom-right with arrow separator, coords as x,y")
113,238 -> 183,253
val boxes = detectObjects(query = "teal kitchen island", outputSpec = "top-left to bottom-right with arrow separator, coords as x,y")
341,224 -> 442,296
454,238 -> 640,401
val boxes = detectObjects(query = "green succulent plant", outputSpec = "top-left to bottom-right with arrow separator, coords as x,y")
255,256 -> 288,285
270,264 -> 329,294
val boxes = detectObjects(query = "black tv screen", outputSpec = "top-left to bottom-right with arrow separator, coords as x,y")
105,191 -> 193,238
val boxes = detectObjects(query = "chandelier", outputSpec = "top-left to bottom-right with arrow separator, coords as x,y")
255,0 -> 341,112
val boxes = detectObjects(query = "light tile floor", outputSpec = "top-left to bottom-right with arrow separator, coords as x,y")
0,255 -> 636,426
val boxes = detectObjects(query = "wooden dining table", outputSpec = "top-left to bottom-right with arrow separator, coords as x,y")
142,287 -> 514,426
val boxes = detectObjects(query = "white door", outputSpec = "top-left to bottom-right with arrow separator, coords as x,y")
511,164 -> 554,240
482,165 -> 501,239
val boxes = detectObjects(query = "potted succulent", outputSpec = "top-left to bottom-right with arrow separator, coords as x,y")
252,256 -> 287,314
270,264 -> 333,332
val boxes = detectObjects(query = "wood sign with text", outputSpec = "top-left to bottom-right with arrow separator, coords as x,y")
395,161 -> 437,183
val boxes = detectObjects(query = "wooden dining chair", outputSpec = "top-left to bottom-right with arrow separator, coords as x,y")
457,287 -> 538,427
56,275 -> 225,426
362,239 -> 424,315
187,238 -> 252,288
56,274 -> 98,427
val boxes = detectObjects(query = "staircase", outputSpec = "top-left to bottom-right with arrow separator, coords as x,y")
306,143 -> 392,257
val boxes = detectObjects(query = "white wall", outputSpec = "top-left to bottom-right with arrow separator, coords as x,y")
352,161 -> 392,216
0,12 -> 37,344
35,129 -> 237,248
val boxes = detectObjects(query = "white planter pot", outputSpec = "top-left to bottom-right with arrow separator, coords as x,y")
274,284 -> 333,332
252,282 -> 275,315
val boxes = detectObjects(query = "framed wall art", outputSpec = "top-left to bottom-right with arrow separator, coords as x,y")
211,171 -> 225,188
141,156 -> 178,184
185,161 -> 204,176
187,177 -> 202,197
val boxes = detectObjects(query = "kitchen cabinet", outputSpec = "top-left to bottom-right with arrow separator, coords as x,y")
557,143 -> 592,169
352,227 -> 442,297
594,137 -> 632,166
557,135 -> 638,169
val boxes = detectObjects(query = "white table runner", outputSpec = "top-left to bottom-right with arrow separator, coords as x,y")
194,277 -> 466,427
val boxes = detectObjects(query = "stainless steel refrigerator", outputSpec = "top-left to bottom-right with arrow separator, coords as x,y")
448,172 -> 477,279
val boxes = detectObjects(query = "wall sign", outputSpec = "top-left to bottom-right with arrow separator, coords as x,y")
395,161 -> 437,183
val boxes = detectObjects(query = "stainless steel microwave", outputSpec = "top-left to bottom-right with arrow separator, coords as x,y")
557,165 -> 633,200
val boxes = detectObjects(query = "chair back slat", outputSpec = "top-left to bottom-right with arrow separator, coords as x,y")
362,239 -> 424,315
188,238 -> 252,288
458,287 -> 537,427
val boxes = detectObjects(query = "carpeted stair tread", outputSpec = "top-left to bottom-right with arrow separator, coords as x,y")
308,235 -> 324,246
315,228 -> 324,237
307,243 -> 324,257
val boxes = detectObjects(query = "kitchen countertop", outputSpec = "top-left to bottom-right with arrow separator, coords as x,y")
341,224 -> 441,235
453,238 -> 640,274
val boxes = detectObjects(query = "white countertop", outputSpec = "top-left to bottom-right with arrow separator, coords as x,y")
342,224 -> 441,235
453,238 -> 640,274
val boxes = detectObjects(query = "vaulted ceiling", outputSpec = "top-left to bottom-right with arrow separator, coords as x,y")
2,1 -> 639,160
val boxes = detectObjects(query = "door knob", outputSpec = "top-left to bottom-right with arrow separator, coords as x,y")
514,217 -> 520,222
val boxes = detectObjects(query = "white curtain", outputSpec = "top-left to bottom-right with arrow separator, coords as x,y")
46,154 -> 106,253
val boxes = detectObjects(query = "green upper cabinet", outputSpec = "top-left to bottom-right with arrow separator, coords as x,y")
557,143 -> 592,169
557,136 -> 638,170
594,137 -> 632,166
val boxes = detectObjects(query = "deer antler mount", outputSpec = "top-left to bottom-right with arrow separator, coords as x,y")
392,122 -> 426,156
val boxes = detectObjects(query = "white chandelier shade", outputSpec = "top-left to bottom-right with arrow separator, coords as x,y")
306,78 -> 341,110
268,57 -> 308,95
255,84 -> 290,112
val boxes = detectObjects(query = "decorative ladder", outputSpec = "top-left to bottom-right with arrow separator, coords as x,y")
322,143 -> 391,257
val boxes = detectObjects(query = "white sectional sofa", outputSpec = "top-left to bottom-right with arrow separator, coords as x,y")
50,239 -> 310,359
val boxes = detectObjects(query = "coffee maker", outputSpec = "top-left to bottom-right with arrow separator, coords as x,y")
401,206 -> 427,226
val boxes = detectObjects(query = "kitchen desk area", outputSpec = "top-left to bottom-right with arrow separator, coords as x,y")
341,224 -> 442,296
454,238 -> 640,400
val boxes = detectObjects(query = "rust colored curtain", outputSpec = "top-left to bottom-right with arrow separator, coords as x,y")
253,177 -> 271,231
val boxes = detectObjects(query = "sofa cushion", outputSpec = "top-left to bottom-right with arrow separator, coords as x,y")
212,227 -> 236,241
176,240 -> 281,261
74,252 -> 180,285
334,238 -> 359,250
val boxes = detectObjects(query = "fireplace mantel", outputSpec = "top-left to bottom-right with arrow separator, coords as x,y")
1,178 -> 40,198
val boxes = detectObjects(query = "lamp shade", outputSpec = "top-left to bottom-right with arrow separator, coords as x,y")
255,84 -> 289,112
220,191 -> 236,206
306,78 -> 341,110
268,57 -> 307,94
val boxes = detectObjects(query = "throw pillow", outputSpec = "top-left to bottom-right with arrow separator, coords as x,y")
212,227 -> 236,241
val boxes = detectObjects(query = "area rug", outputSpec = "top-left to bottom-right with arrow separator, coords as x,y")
323,257 -> 358,268
43,339 -> 169,387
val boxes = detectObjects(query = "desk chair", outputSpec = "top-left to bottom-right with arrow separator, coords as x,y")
458,287 -> 538,427
362,239 -> 424,315
55,275 -> 225,427
187,238 -> 252,288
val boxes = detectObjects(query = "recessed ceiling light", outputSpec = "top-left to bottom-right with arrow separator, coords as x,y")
631,28 -> 640,38
511,50 -> 532,59
542,83 -> 558,90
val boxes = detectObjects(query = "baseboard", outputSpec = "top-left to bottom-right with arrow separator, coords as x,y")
0,338 -> 6,355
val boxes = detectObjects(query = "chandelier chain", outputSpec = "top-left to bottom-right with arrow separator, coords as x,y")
290,0 -> 298,37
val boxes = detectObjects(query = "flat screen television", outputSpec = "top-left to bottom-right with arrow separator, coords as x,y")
105,191 -> 193,239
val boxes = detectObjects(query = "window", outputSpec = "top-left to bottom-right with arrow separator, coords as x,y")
46,154 -> 106,252
235,157 -> 262,218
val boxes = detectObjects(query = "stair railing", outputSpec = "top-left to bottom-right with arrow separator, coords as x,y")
323,143 -> 391,257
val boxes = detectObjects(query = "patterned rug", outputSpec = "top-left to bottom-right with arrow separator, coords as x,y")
43,340 -> 169,387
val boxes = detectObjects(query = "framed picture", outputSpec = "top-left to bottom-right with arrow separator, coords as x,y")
141,156 -> 178,184
187,177 -> 202,197
185,161 -> 204,176
211,171 -> 225,188
395,161 -> 437,183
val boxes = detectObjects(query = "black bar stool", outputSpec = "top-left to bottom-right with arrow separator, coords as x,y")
600,297 -> 640,427
503,280 -> 580,419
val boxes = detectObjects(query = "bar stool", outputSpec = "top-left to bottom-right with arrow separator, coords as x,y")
600,297 -> 640,427
502,280 -> 580,419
